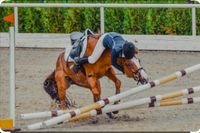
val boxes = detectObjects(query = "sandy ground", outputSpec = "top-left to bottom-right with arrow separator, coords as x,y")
0,48 -> 200,132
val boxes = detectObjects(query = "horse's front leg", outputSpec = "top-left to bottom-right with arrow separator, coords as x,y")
105,67 -> 121,97
105,67 -> 121,114
87,75 -> 101,102
55,71 -> 69,109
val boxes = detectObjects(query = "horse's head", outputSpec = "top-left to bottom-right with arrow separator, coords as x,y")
43,71 -> 60,103
117,56 -> 149,84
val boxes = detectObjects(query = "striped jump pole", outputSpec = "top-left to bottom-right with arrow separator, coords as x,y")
69,85 -> 200,122
22,85 -> 200,121
148,97 -> 200,107
27,63 -> 200,130
20,110 -> 69,120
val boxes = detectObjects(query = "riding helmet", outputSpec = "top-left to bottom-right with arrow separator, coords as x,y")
123,41 -> 135,59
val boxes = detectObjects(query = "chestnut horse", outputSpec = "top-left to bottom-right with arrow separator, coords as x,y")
44,35 -> 149,109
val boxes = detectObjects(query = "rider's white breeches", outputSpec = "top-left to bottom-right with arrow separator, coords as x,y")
88,33 -> 108,64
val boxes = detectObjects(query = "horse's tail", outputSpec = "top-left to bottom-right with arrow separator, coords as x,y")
43,52 -> 67,89
45,70 -> 56,81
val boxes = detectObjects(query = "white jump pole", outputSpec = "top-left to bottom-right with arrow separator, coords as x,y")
74,96 -> 200,122
69,85 -> 200,121
20,110 -> 69,120
9,26 -> 15,126
27,63 -> 200,130
99,85 -> 200,113
21,85 -> 200,120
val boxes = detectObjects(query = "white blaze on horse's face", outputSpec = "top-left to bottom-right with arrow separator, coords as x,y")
131,57 -> 149,84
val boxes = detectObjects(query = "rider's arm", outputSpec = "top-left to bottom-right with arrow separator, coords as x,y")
111,49 -> 124,73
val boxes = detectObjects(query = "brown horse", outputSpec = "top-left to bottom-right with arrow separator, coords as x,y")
43,35 -> 149,109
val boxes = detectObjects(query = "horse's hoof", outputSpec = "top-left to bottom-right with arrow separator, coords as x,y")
112,100 -> 120,114
106,112 -> 116,119
106,112 -> 113,118
112,110 -> 119,114
58,101 -> 68,109
114,100 -> 120,105
58,104 -> 66,109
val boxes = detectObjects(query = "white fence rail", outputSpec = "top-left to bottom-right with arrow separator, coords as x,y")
1,33 -> 200,51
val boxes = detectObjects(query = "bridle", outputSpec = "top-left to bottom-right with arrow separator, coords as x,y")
124,59 -> 146,84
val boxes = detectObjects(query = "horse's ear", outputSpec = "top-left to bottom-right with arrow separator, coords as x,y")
135,47 -> 139,54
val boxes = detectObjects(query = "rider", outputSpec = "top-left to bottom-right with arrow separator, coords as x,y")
74,31 -> 138,73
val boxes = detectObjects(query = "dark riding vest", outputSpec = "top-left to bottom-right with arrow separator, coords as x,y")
103,32 -> 126,73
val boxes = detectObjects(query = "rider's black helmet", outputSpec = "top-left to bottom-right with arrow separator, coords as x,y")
123,41 -> 135,59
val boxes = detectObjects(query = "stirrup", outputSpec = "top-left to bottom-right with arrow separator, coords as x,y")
73,64 -> 80,73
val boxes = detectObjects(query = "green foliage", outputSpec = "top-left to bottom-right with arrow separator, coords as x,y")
146,8 -> 154,34
63,8 -> 83,32
39,8 -> 51,32
196,8 -> 200,35
105,8 -> 125,33
82,8 -> 100,32
121,8 -> 135,34
0,0 -> 199,35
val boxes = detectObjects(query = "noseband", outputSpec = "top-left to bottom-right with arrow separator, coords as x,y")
133,67 -> 144,75
125,60 -> 146,85
125,61 -> 144,75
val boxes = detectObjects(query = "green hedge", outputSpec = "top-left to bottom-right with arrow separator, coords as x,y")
0,0 -> 199,35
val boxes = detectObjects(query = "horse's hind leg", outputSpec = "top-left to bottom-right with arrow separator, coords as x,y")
55,71 -> 69,109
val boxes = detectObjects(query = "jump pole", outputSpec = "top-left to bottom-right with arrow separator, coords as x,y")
69,85 -> 200,122
20,110 -> 70,120
21,85 -> 200,120
27,63 -> 200,130
0,27 -> 15,129
148,97 -> 200,107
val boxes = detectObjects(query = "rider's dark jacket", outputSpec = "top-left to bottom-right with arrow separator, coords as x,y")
103,32 -> 126,73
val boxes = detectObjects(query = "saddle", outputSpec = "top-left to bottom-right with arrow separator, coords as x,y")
69,34 -> 84,59
69,29 -> 95,60
68,29 -> 95,74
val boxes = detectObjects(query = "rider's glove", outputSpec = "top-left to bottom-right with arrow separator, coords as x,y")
74,57 -> 80,65
74,57 -> 89,65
